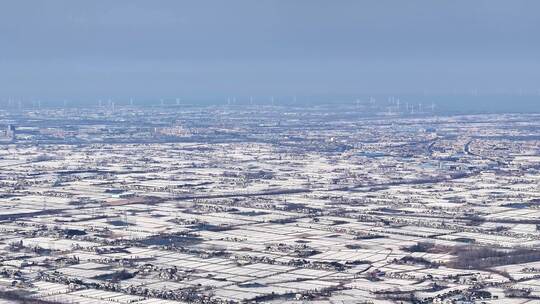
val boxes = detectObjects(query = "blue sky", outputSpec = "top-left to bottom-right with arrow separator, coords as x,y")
1,0 -> 539,105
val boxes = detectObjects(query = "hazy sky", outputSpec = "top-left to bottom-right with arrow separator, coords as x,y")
1,0 -> 539,102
